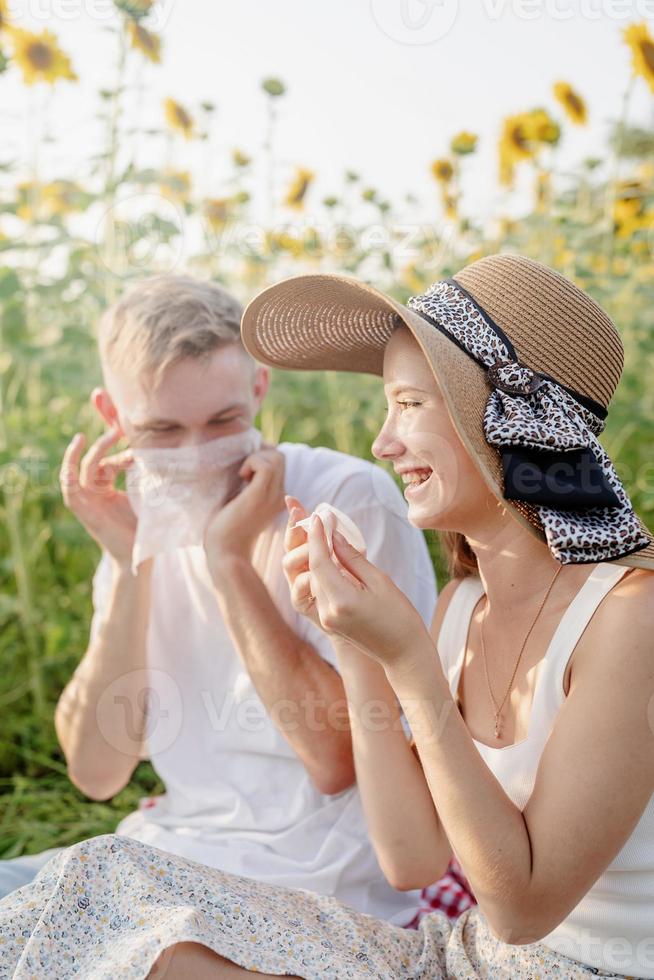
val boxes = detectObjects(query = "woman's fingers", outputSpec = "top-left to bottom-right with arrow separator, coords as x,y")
284,502 -> 309,553
281,540 -> 310,582
331,530 -> 371,588
291,569 -> 314,609
285,495 -> 308,520
79,428 -> 122,489
307,515 -> 345,601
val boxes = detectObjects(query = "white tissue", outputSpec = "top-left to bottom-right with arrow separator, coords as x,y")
292,502 -> 366,556
126,428 -> 262,573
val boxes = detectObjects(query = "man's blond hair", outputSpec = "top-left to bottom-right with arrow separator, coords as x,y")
98,274 -> 254,386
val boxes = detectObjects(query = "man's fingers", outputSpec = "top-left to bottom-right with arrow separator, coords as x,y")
239,448 -> 282,481
79,428 -> 122,488
60,433 -> 85,500
97,450 -> 134,482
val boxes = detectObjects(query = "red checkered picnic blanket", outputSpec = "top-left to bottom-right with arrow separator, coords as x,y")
403,856 -> 477,929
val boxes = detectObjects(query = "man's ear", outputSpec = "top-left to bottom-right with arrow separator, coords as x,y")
252,365 -> 270,410
91,387 -> 123,434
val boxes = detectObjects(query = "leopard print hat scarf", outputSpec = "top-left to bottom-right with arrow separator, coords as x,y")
407,278 -> 652,565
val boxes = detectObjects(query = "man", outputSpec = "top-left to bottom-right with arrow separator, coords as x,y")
0,274 -> 438,926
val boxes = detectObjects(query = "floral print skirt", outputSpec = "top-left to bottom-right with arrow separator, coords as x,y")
0,834 -> 631,979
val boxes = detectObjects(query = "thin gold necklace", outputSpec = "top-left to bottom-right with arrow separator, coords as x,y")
479,563 -> 564,740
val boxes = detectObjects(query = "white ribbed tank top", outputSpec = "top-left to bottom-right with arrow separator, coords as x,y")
437,562 -> 654,978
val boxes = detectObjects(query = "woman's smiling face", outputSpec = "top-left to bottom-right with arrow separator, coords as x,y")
372,324 -> 493,532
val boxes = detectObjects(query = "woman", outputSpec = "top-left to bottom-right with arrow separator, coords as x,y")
1,254 -> 653,979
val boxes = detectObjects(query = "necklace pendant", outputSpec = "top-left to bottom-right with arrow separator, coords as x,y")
494,718 -> 501,739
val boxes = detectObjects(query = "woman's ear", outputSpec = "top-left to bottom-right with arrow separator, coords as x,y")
91,387 -> 124,434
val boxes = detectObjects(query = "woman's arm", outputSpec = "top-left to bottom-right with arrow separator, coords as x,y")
307,520 -> 654,945
331,634 -> 452,890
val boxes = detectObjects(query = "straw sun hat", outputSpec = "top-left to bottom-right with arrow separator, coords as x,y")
241,253 -> 654,571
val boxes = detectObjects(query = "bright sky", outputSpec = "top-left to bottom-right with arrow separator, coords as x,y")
3,0 -> 654,224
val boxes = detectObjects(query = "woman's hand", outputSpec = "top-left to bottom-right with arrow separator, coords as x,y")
306,512 -> 431,672
282,495 -> 324,631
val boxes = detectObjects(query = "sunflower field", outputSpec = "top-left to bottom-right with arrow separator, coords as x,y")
0,3 -> 653,854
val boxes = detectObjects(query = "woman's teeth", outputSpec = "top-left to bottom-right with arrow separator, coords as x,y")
401,468 -> 432,488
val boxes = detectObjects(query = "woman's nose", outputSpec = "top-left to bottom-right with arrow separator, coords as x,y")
372,418 -> 404,461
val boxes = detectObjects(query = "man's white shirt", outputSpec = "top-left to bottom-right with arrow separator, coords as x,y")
90,442 -> 438,925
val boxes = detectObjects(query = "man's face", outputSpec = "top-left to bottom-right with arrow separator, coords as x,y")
99,344 -> 269,449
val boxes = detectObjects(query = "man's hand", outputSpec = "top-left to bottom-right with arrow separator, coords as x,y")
60,428 -> 136,567
203,443 -> 286,575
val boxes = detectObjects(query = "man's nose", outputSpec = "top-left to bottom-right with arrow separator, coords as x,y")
181,431 -> 213,448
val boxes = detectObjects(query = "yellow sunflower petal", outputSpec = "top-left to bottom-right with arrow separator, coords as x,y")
624,22 -> 654,93
163,97 -> 195,138
9,26 -> 77,85
127,21 -> 161,64
430,158 -> 454,183
553,81 -> 587,125
284,167 -> 314,210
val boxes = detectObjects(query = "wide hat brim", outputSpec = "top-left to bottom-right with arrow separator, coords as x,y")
241,272 -> 654,571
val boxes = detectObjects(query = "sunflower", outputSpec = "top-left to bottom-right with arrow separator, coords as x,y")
15,181 -> 40,221
42,179 -> 89,217
624,22 -> 654,93
613,179 -> 647,238
534,169 -> 551,214
498,155 -> 515,189
401,262 -> 426,294
204,198 -> 231,231
163,98 -> 195,138
113,0 -> 154,20
450,131 -> 478,156
9,27 -> 77,85
553,81 -> 587,125
159,170 -> 192,202
127,21 -> 161,63
523,108 -> 560,146
499,114 -> 533,165
0,0 -> 11,32
232,148 -> 251,168
431,158 -> 454,183
284,167 -> 314,210
441,191 -> 458,221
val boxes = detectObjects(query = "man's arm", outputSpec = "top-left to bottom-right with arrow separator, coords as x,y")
203,445 -> 355,796
56,426 -> 150,801
55,556 -> 152,801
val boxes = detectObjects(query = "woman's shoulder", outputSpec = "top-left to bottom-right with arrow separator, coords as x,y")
572,566 -> 654,688
601,565 -> 654,615
429,573 -> 479,641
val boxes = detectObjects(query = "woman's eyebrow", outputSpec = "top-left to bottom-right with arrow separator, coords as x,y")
384,382 -> 431,395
